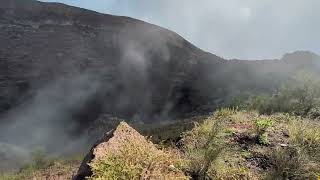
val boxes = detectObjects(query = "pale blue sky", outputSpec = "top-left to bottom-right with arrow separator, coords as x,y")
39,0 -> 320,59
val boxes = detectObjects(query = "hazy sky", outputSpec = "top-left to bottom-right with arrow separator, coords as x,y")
40,0 -> 319,59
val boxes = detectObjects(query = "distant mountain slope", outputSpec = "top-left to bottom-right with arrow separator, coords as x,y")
0,0 -> 319,152
0,0 -> 208,122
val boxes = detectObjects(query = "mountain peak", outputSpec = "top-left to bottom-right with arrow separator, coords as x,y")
281,50 -> 319,62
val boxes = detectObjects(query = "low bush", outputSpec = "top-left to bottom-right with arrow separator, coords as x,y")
254,118 -> 273,145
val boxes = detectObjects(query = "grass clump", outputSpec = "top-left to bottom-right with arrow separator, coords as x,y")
267,147 -> 320,180
181,109 -> 262,179
182,113 -> 226,179
210,165 -> 256,180
89,143 -> 187,180
288,118 -> 320,161
266,115 -> 320,179
214,107 -> 238,119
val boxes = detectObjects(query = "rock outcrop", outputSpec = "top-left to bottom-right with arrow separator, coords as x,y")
73,122 -> 187,180
73,129 -> 115,180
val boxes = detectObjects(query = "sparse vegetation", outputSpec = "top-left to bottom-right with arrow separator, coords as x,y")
267,146 -> 320,180
180,109 -> 320,179
0,109 -> 318,180
288,118 -> 320,161
2,109 -> 319,180
181,109 -> 261,179
0,151 -> 81,180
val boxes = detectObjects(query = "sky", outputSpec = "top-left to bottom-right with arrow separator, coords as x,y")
40,0 -> 320,60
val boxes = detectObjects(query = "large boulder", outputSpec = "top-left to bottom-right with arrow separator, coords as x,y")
73,122 -> 187,180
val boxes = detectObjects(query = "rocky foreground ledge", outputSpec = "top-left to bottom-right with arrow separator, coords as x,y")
73,122 -> 187,180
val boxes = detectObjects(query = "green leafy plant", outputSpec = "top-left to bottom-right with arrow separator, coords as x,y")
224,128 -> 237,137
241,150 -> 253,159
254,118 -> 273,145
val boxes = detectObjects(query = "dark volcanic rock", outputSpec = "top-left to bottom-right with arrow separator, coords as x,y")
73,129 -> 115,180
0,0 -> 207,123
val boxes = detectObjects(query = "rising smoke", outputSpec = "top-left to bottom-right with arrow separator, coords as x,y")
0,73 -> 102,169
0,10 -> 185,170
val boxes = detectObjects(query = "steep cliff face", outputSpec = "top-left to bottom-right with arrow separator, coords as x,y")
0,0 -> 319,147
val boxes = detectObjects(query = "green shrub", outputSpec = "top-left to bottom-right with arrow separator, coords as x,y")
255,118 -> 273,132
254,118 -> 273,145
224,128 -> 237,137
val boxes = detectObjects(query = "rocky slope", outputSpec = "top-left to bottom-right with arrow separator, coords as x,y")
1,0 -> 319,124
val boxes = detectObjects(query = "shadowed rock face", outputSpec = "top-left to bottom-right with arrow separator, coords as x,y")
0,0 -> 319,140
73,129 -> 115,180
